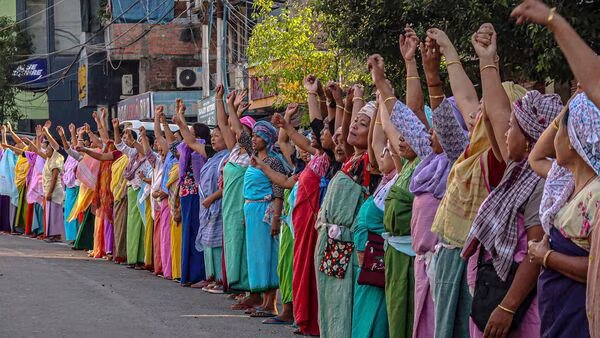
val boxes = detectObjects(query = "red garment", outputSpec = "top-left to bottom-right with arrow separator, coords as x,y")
292,168 -> 322,336
25,203 -> 33,235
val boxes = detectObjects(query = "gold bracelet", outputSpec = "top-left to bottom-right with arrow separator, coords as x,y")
547,7 -> 556,24
429,94 -> 445,99
375,121 -> 383,125
543,249 -> 554,268
551,118 -> 560,130
446,60 -> 461,67
353,97 -> 364,102
336,105 -> 345,110
480,64 -> 499,73
384,96 -> 396,104
307,91 -> 318,96
497,305 -> 516,315
406,76 -> 420,81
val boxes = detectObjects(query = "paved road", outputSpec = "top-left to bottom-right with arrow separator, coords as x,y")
0,234 -> 292,337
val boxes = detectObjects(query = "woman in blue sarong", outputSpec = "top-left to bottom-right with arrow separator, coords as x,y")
243,121 -> 288,318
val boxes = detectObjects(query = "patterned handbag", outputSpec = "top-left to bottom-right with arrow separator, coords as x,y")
319,237 -> 355,279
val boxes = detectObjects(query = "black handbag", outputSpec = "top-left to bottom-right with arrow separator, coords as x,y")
471,249 -> 536,332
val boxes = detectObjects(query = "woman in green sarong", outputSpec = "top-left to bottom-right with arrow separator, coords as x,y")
315,99 -> 380,338
217,87 -> 261,309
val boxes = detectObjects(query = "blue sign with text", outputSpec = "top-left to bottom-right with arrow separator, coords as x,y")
12,59 -> 47,86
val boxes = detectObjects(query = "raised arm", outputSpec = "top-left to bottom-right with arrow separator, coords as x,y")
84,123 -> 101,147
400,26 -> 427,127
161,113 -> 176,146
173,114 -> 207,157
153,106 -> 167,152
6,124 -> 24,148
278,103 -> 300,164
139,126 -> 150,156
421,37 -> 444,110
227,90 -> 247,140
22,137 -> 46,159
68,124 -> 77,148
529,116 -> 560,178
1,125 -> 7,147
512,0 -> 600,107
111,118 -> 123,145
216,85 -> 235,150
427,28 -> 480,132
43,121 -> 60,150
342,85 -> 359,156
473,24 -> 511,162
76,146 -> 115,161
273,113 -> 316,155
329,81 -> 345,132
368,98 -> 385,172
56,126 -> 70,150
369,55 -> 402,156
93,110 -> 109,144
233,89 -> 248,118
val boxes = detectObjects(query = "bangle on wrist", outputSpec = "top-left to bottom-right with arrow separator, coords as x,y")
406,76 -> 420,81
352,97 -> 364,102
307,91 -> 318,96
497,305 -> 516,315
551,118 -> 560,130
384,96 -> 396,104
429,94 -> 445,99
547,7 -> 556,25
336,105 -> 345,110
445,60 -> 461,67
480,64 -> 499,73
543,249 -> 554,268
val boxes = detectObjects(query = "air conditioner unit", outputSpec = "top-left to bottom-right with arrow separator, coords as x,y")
176,67 -> 202,88
122,74 -> 133,95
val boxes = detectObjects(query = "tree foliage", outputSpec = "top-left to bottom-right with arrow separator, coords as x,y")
248,0 -> 337,107
0,16 -> 33,124
316,0 -> 600,94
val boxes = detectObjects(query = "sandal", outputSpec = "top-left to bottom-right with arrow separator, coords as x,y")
230,302 -> 254,311
262,317 -> 294,325
250,310 -> 276,318
244,306 -> 264,315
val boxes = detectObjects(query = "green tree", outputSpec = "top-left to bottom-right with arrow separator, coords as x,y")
0,16 -> 32,124
316,0 -> 600,94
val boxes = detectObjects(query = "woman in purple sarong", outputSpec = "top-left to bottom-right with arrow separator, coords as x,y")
528,92 -> 600,338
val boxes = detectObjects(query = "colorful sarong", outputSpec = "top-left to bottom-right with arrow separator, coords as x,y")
353,197 -> 389,338
315,172 -> 365,338
243,166 -> 279,292
63,186 -> 80,241
222,162 -> 250,290
126,187 -> 145,264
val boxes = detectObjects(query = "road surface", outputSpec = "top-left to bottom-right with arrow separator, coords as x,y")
0,233 -> 292,337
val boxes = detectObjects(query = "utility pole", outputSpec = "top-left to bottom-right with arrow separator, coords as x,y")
201,1 -> 210,98
216,0 -> 223,88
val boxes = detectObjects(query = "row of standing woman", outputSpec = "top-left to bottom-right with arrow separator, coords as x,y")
2,1 -> 600,337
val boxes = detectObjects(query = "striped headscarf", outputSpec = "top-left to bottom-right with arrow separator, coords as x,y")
513,90 -> 564,140
568,92 -> 600,175
253,120 -> 278,152
253,120 -> 292,174
463,89 -> 562,281
540,92 -> 600,232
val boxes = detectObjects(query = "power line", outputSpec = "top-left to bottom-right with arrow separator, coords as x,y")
0,0 -> 68,33
11,0 -> 144,65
